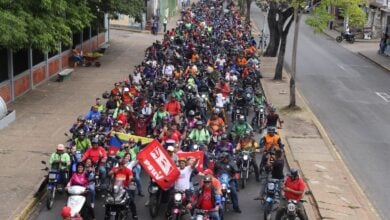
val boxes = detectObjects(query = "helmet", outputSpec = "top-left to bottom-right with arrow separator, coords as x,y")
196,121 -> 204,126
270,107 -> 276,112
220,152 -> 229,159
91,138 -> 99,144
221,133 -> 228,140
203,169 -> 214,175
57,144 -> 65,151
244,130 -> 251,137
268,127 -> 276,133
163,116 -> 170,122
61,206 -> 72,218
77,115 -> 85,122
214,108 -> 221,114
203,175 -> 212,183
239,115 -> 245,122
255,90 -> 262,95
77,130 -> 85,137
188,110 -> 195,116
290,168 -> 299,178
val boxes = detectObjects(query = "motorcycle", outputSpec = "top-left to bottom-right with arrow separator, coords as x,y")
274,199 -> 307,220
148,180 -> 164,218
336,32 -> 355,43
170,190 -> 188,220
192,209 -> 210,220
231,106 -> 246,122
104,180 -> 132,220
219,173 -> 232,212
66,185 -> 91,219
262,179 -> 280,220
237,150 -> 254,189
251,104 -> 266,133
41,161 -> 67,209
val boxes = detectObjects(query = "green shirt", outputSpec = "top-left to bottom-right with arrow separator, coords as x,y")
231,122 -> 253,137
189,128 -> 210,144
172,89 -> 185,101
254,95 -> 266,106
152,110 -> 169,127
49,152 -> 71,170
75,138 -> 91,152
117,145 -> 139,161
97,104 -> 105,113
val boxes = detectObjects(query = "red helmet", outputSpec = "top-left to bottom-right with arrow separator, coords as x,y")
203,169 -> 214,176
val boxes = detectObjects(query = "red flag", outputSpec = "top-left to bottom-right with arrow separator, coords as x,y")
137,139 -> 180,190
176,151 -> 204,171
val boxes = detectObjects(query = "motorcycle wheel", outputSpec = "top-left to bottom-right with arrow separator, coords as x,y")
349,37 -> 355,44
336,36 -> 342,43
170,213 -> 181,220
149,194 -> 160,218
241,177 -> 246,189
263,203 -> 272,220
46,187 -> 56,209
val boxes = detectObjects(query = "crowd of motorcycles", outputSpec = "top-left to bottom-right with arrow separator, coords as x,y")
40,0 -> 307,219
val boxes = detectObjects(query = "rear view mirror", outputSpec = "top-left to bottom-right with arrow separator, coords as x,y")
41,160 -> 47,165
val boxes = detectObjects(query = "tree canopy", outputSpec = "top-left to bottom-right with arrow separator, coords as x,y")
0,0 -> 144,52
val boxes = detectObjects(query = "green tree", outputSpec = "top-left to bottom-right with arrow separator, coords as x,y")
88,0 -> 145,23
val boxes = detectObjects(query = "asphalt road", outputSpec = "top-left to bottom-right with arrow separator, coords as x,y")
252,4 -> 390,219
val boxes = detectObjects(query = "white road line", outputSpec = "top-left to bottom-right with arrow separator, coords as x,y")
337,64 -> 347,72
375,92 -> 390,102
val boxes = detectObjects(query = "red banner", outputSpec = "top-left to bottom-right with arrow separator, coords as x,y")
176,151 -> 204,171
137,139 -> 180,190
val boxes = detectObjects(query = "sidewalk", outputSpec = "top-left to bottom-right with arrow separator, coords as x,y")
0,31 -> 158,220
259,57 -> 380,220
323,28 -> 390,72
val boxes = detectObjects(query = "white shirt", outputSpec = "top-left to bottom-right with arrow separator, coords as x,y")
215,93 -> 226,108
132,74 -> 142,85
174,166 -> 193,191
126,161 -> 137,170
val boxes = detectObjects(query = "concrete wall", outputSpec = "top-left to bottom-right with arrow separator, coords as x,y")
0,33 -> 107,104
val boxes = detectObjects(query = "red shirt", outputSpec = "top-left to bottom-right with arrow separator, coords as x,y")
199,188 -> 214,210
284,176 -> 305,200
81,146 -> 107,164
214,83 -> 230,97
111,166 -> 133,187
117,113 -> 128,127
165,101 -> 181,116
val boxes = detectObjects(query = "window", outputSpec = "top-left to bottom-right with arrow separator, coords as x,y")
0,48 -> 8,83
13,48 -> 29,76
32,49 -> 45,66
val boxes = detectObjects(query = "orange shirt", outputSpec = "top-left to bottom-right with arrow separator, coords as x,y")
207,118 -> 225,132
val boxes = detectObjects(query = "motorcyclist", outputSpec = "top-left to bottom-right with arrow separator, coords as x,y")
254,90 -> 266,107
152,103 -> 170,129
231,115 -> 253,141
69,115 -> 89,137
49,144 -> 71,189
214,78 -> 230,98
276,169 -> 307,220
260,126 -> 283,153
184,110 -> 198,132
166,157 -> 199,218
206,111 -> 226,133
122,153 -> 144,197
108,159 -> 138,219
190,175 -> 222,220
233,88 -> 248,117
266,107 -> 283,129
165,96 -> 182,124
236,130 -> 260,182
189,121 -> 210,145
213,152 -> 242,213
129,111 -> 153,137
215,133 -> 234,157
96,112 -> 113,133
85,105 -> 101,122
81,138 -> 108,188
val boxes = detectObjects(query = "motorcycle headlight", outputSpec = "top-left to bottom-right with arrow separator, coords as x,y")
221,183 -> 227,190
193,144 -> 199,150
267,182 -> 275,191
260,108 -> 264,113
150,186 -> 159,193
243,155 -> 249,160
48,173 -> 57,180
201,94 -> 206,98
236,109 -> 240,113
113,185 -> 120,194
174,193 -> 182,202
266,197 -> 273,203
287,203 -> 296,213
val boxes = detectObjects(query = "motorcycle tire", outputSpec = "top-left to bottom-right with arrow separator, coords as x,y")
336,36 -> 342,43
170,213 -> 181,220
263,203 -> 272,220
46,188 -> 56,209
241,178 -> 246,189
149,194 -> 160,218
349,37 -> 355,44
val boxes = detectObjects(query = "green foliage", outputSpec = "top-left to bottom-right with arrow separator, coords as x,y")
306,0 -> 367,32
88,0 -> 145,23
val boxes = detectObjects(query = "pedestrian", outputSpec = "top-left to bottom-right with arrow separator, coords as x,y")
163,17 -> 168,33
379,34 -> 387,55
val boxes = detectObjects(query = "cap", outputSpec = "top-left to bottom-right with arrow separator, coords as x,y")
61,206 -> 71,218
203,169 -> 213,175
167,146 -> 175,152
178,158 -> 186,162
57,144 -> 65,151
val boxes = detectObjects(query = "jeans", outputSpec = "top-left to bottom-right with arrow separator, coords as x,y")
88,183 -> 96,204
229,180 -> 239,210
132,164 -> 143,194
126,189 -> 138,216
208,211 -> 220,220
98,165 -> 107,186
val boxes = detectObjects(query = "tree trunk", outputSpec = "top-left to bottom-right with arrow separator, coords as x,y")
264,2 -> 279,57
289,9 -> 301,108
274,8 -> 294,80
245,0 -> 252,24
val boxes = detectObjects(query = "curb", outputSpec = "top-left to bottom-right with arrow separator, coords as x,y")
358,52 -> 390,72
323,30 -> 380,42
14,178 -> 47,220
265,62 -> 381,219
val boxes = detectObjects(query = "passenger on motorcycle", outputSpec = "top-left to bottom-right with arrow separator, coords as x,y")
214,78 -> 230,98
213,152 -> 242,213
254,90 -> 266,107
207,111 -> 226,133
85,105 -> 101,123
152,103 -> 170,129
190,175 -> 222,220
122,153 -> 144,197
167,145 -> 179,165
69,116 -> 89,137
66,162 -> 96,216
166,157 -> 199,217
83,158 -> 97,208
165,96 -> 182,124
129,112 -> 153,137
236,131 -> 260,181
266,107 -> 283,129
261,127 -> 283,153
81,138 -> 108,188
231,115 -> 253,140
49,144 -> 71,188
189,121 -> 211,145
215,133 -> 234,157
277,169 -> 307,220
108,159 -> 138,219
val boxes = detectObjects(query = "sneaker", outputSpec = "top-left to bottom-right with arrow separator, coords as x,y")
234,208 -> 242,213
138,192 -> 145,197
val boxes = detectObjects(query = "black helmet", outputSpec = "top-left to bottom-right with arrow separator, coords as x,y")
220,152 -> 229,159
290,168 -> 299,178
188,110 -> 195,116
203,175 -> 212,183
221,133 -> 228,140
77,129 -> 85,137
268,127 -> 276,133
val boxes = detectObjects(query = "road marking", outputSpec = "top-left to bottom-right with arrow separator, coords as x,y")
375,92 -> 390,102
338,64 -> 347,71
